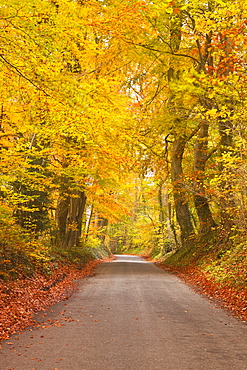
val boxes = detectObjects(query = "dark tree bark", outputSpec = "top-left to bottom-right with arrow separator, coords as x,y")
64,190 -> 87,248
56,190 -> 87,248
168,6 -> 195,247
193,122 -> 217,235
171,135 -> 195,246
157,181 -> 177,250
56,194 -> 70,244
218,117 -> 236,231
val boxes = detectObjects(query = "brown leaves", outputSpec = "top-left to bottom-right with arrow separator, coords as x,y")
159,264 -> 247,322
0,258 -> 108,341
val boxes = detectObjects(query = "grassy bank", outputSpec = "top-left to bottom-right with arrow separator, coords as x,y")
162,240 -> 247,290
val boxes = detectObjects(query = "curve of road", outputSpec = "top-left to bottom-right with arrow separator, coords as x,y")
1,255 -> 247,370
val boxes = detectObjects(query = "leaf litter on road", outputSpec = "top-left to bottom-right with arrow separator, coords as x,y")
0,258 -> 110,341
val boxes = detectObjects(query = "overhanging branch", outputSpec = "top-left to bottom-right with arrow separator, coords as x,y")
0,54 -> 50,96
122,39 -> 200,65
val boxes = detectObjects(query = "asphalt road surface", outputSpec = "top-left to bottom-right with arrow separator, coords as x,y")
1,255 -> 247,370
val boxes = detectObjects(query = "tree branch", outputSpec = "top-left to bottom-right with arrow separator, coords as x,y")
0,54 -> 50,96
122,39 -> 200,65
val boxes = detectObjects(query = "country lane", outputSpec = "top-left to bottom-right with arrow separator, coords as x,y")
0,255 -> 247,370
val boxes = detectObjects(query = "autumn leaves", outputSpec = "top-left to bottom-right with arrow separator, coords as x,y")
0,0 -> 247,261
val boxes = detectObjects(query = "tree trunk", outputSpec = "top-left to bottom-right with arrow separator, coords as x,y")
96,216 -> 109,245
218,117 -> 236,231
56,190 -> 87,248
157,181 -> 166,252
193,121 -> 217,235
171,135 -> 195,246
157,181 -> 176,251
56,194 -> 70,245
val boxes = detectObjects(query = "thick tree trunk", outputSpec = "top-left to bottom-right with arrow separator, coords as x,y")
171,136 -> 195,246
193,122 -> 217,235
218,118 -> 236,231
64,190 -> 87,248
157,182 -> 177,250
56,195 -> 70,244
56,190 -> 87,248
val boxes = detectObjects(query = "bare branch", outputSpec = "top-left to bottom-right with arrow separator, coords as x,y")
0,54 -> 50,96
122,39 -> 200,65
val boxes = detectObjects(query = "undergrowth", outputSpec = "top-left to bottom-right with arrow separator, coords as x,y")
161,238 -> 247,291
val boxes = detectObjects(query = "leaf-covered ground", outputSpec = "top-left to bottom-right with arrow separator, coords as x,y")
157,264 -> 247,322
0,258 -> 110,342
1,255 -> 246,344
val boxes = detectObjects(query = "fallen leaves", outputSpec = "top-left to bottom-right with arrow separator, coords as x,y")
158,264 -> 247,322
0,258 -> 110,341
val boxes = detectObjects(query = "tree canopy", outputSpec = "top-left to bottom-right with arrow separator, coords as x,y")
0,0 -> 247,276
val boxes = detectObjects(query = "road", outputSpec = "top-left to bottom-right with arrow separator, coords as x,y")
1,255 -> 247,370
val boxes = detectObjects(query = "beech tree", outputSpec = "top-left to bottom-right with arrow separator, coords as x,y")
0,0 -> 136,249
1,0 -> 247,255
108,0 -> 247,246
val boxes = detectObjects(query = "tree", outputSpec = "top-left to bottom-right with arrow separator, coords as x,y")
1,0 -> 247,259
0,0 -> 137,250
108,0 -> 247,245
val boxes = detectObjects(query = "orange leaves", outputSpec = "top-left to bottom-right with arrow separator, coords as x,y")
173,7 -> 180,15
0,258 -> 109,341
160,264 -> 247,322
85,0 -> 153,45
